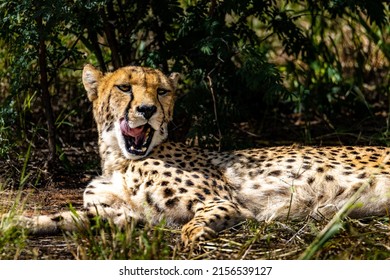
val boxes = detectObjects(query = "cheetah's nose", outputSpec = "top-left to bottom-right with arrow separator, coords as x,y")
136,105 -> 157,120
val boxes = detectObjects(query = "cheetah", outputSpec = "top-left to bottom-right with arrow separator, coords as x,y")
12,64 -> 390,245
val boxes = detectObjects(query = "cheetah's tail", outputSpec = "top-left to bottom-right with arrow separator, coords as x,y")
1,210 -> 91,235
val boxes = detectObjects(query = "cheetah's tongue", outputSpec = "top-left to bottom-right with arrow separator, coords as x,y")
120,119 -> 147,146
120,120 -> 144,137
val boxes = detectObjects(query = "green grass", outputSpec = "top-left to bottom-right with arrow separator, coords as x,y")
66,216 -> 178,260
0,185 -> 29,259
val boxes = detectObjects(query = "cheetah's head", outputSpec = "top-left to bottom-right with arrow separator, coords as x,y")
82,64 -> 180,160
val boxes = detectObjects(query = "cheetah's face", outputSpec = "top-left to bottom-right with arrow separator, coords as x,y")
82,64 -> 180,160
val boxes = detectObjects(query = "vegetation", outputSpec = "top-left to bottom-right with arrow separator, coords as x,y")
0,0 -> 389,259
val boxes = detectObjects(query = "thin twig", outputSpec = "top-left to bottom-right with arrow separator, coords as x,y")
206,73 -> 222,151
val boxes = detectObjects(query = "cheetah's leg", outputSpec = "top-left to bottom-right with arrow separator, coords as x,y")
181,200 -> 253,245
82,173 -> 138,228
8,173 -> 136,235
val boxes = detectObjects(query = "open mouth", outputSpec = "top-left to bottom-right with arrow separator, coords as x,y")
119,118 -> 155,156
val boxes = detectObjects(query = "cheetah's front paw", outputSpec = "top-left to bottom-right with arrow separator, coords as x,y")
181,223 -> 217,246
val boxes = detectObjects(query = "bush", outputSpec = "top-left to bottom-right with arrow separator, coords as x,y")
0,0 -> 388,174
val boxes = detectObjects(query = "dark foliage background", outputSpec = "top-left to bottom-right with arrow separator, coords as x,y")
0,0 -> 389,186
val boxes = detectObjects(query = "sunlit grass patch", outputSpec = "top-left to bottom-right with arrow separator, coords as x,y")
0,184 -> 29,259
66,216 -> 180,260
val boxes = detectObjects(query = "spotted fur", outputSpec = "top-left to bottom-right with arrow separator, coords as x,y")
16,65 -> 390,245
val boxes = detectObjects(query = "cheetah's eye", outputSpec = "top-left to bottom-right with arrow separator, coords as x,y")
116,84 -> 132,93
157,88 -> 170,96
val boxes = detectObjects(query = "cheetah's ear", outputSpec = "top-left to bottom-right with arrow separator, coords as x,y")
169,72 -> 180,89
82,64 -> 103,101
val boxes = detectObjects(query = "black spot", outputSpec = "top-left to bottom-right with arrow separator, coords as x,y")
161,181 -> 169,187
163,188 -> 175,197
184,155 -> 192,160
269,170 -> 282,176
131,188 -> 139,196
286,159 -> 296,163
218,206 -> 228,212
307,177 -> 315,185
51,215 -> 64,222
292,172 -> 302,179
86,212 -> 95,219
175,177 -> 182,183
85,190 -> 95,195
176,169 -> 184,174
248,171 -> 256,178
185,180 -> 194,186
187,200 -> 193,211
151,170 -> 158,175
133,178 -> 139,184
252,184 -> 261,189
336,187 -> 345,196
143,161 -> 149,166
369,156 -> 378,162
358,172 -> 367,179
203,188 -> 211,195
105,123 -> 114,132
195,193 -> 205,201
325,175 -> 334,181
179,162 -> 186,168
145,180 -> 154,187
302,164 -> 312,170
145,192 -> 153,205
191,174 -> 200,179
163,171 -> 172,177
153,161 -> 160,166
317,167 -> 324,173
165,197 -> 179,208
179,188 -> 188,193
